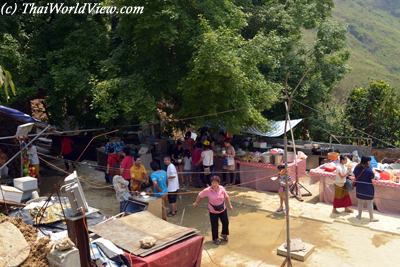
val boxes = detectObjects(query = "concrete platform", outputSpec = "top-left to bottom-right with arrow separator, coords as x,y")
277,240 -> 315,262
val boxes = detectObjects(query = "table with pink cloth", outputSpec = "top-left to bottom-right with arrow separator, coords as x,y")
310,167 -> 400,214
237,159 -> 307,192
124,235 -> 204,267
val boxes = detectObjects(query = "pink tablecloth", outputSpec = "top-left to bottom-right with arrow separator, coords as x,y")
309,168 -> 358,206
124,235 -> 204,267
238,159 -> 307,192
310,167 -> 400,214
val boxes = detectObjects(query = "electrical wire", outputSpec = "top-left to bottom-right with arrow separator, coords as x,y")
292,99 -> 399,148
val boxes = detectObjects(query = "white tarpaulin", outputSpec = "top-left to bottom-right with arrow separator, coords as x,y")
244,119 -> 302,137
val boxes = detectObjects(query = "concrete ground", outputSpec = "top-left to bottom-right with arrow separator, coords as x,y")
41,161 -> 400,267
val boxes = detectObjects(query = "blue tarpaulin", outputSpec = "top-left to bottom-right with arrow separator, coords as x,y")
0,105 -> 38,124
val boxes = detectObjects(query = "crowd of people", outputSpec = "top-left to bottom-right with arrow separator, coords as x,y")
108,130 -> 235,245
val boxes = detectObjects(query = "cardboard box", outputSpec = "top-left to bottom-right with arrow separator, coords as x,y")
0,185 -> 23,203
13,177 -> 38,191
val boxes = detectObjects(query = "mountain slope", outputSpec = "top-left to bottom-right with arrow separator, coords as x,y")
333,0 -> 400,97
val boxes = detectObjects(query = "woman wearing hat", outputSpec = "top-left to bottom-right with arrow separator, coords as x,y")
197,140 -> 214,186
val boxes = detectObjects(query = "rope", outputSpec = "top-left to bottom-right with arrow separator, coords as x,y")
40,153 -> 280,195
38,152 -> 284,175
76,129 -> 119,162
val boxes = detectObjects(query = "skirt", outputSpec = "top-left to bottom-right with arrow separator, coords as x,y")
333,184 -> 352,208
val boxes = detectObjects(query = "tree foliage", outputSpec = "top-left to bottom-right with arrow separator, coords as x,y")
0,65 -> 16,100
345,80 -> 400,147
0,0 -> 349,135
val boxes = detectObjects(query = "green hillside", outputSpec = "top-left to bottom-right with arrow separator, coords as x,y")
332,0 -> 400,97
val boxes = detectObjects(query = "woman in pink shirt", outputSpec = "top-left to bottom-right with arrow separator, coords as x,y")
193,176 -> 233,245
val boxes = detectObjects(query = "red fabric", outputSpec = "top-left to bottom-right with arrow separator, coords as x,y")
120,156 -> 134,180
191,148 -> 202,165
107,153 -> 120,176
321,163 -> 336,172
324,166 -> 336,172
183,138 -> 195,153
380,171 -> 390,180
333,195 -> 352,208
124,235 -> 204,267
61,137 -> 73,155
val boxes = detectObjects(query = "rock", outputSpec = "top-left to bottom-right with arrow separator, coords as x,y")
139,236 -> 157,249
0,221 -> 30,267
53,237 -> 75,251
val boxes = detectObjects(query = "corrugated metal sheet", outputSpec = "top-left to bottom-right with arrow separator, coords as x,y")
244,119 -> 302,137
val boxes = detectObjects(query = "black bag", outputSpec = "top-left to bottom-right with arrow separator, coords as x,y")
211,202 -> 225,212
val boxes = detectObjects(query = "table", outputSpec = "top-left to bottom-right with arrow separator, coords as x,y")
124,235 -> 204,267
310,167 -> 400,214
128,195 -> 162,219
237,159 -> 307,192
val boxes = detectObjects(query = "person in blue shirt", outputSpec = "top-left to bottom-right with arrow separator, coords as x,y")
150,161 -> 168,220
354,156 -> 378,222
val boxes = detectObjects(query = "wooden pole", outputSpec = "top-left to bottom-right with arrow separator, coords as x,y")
281,101 -> 293,267
66,217 -> 91,267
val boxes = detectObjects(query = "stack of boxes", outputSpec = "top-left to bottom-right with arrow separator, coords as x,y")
0,176 -> 38,203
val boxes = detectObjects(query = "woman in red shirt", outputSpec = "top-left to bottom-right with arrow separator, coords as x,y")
61,136 -> 75,171
191,142 -> 203,187
120,147 -> 134,183
106,147 -> 120,184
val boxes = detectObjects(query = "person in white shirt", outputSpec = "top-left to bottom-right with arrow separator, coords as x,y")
197,141 -> 214,187
333,155 -> 353,214
112,175 -> 130,212
164,156 -> 180,216
27,143 -> 40,178
183,150 -> 192,188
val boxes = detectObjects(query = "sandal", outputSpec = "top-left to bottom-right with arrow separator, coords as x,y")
221,235 -> 228,242
167,212 -> 176,217
276,208 -> 284,213
213,239 -> 221,245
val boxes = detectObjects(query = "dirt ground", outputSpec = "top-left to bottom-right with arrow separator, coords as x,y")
166,195 -> 400,267
0,216 -> 51,267
39,162 -> 400,267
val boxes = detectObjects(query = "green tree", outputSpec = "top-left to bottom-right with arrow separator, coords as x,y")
240,0 -> 349,138
0,0 -> 349,134
178,21 -> 281,132
93,0 -> 275,131
0,65 -> 16,100
345,80 -> 400,147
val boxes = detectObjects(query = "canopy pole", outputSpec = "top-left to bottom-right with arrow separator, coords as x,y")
281,101 -> 293,267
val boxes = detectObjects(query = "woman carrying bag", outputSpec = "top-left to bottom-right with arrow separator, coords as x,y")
193,176 -> 233,245
332,155 -> 353,214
